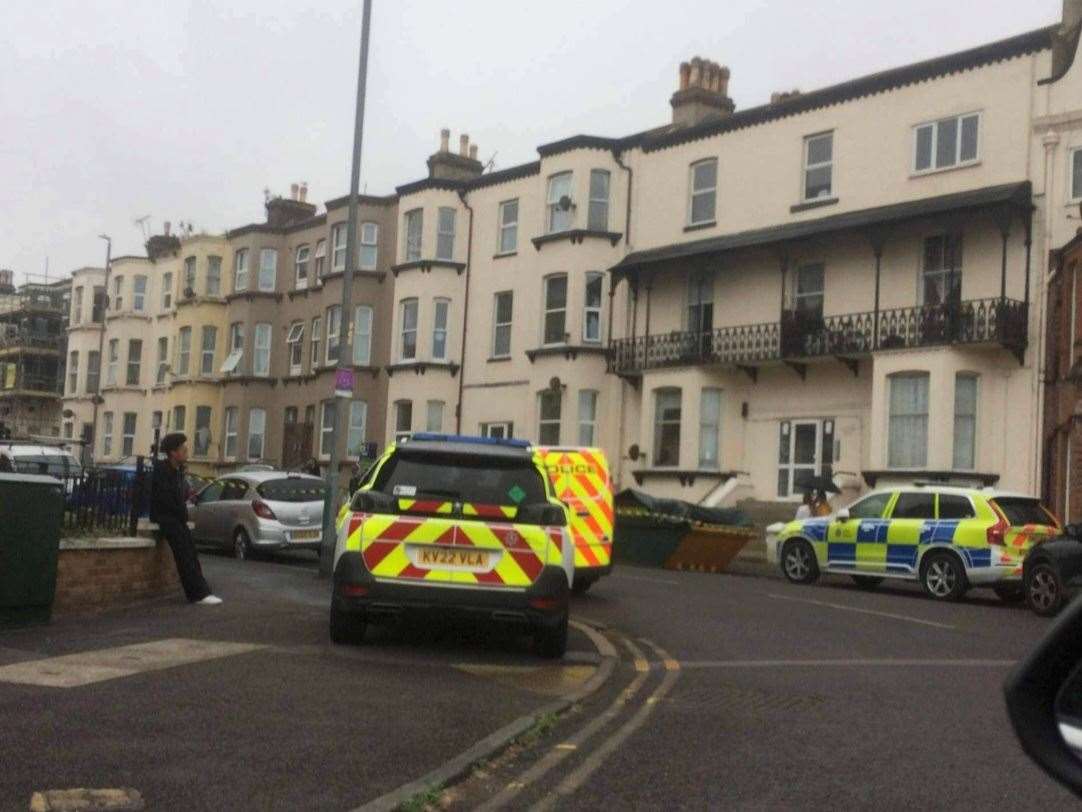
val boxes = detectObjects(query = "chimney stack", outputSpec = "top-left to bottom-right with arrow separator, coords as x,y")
670,56 -> 734,128
164,221 -> 171,236
427,129 -> 484,182
265,181 -> 316,227
770,89 -> 802,105
290,182 -> 300,201
299,182 -> 308,203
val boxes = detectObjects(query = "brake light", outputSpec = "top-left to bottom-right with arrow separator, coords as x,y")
987,504 -> 1009,546
252,499 -> 277,520
529,596 -> 562,611
342,584 -> 368,597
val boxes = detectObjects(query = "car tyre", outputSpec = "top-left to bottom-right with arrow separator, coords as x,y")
781,539 -> 819,585
851,575 -> 884,590
329,601 -> 367,645
919,551 -> 967,601
1026,562 -> 1065,617
233,528 -> 252,561
535,611 -> 569,659
993,583 -> 1026,604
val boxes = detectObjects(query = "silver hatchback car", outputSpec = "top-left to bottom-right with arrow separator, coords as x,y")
189,470 -> 328,559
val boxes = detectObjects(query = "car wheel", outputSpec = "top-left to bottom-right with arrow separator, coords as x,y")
329,601 -> 367,645
233,528 -> 252,561
571,576 -> 594,595
993,583 -> 1026,603
535,611 -> 569,659
920,551 -> 967,601
1026,563 -> 1065,617
781,540 -> 819,585
852,576 -> 884,590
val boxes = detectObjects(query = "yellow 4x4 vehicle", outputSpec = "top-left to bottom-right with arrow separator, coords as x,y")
777,486 -> 1058,601
331,434 -> 574,657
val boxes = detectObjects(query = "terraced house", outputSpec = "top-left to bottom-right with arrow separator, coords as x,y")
67,1 -> 1082,509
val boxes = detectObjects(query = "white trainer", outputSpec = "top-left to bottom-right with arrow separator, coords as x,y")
197,595 -> 223,605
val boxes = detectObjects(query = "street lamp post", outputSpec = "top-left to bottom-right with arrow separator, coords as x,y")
319,0 -> 374,577
89,234 -> 111,464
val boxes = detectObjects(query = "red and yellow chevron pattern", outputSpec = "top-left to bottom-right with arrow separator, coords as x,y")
539,447 -> 614,571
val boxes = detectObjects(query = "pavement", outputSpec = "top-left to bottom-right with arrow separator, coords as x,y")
1,552 -> 1078,810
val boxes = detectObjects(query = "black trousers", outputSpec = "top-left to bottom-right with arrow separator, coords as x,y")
159,519 -> 212,603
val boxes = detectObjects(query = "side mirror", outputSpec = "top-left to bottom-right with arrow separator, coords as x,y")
1005,597 -> 1082,798
834,508 -> 850,522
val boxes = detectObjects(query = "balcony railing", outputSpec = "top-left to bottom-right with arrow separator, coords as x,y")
0,372 -> 59,393
0,331 -> 64,353
609,297 -> 1028,375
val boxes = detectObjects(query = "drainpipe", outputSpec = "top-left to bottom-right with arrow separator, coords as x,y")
455,187 -> 475,433
1067,260 -> 1078,519
1035,131 -> 1059,493
610,148 -> 633,248
610,147 -> 634,489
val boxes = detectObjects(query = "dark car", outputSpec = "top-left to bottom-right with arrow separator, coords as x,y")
1023,524 -> 1082,616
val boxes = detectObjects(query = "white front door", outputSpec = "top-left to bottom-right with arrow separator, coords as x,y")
778,420 -> 822,498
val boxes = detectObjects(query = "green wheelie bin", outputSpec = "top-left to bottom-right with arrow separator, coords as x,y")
0,472 -> 65,627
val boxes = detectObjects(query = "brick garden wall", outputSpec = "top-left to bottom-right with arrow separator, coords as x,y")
54,538 -> 181,615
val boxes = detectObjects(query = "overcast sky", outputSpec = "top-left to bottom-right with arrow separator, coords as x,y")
0,0 -> 1064,283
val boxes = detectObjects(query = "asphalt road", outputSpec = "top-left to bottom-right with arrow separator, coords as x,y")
0,552 -> 1077,810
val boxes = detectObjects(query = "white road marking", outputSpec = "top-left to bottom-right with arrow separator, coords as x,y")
768,592 -> 956,629
678,658 -> 1016,669
0,639 -> 264,688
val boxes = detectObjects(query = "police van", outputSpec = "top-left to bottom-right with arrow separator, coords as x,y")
331,434 -> 574,657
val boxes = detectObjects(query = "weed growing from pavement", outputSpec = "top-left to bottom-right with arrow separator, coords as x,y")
518,711 -> 560,747
400,784 -> 443,812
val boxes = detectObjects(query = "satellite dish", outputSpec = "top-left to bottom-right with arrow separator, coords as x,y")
628,444 -> 641,462
558,195 -> 574,211
548,376 -> 562,392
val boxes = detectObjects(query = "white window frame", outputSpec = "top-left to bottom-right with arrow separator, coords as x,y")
588,169 -> 610,231
247,408 -> 266,460
161,272 -> 173,310
223,407 -> 238,459
106,338 -> 119,385
331,223 -> 347,272
436,207 -> 456,261
802,131 -> 834,201
172,405 -> 186,433
953,373 -> 979,471
353,305 -> 373,366
425,400 -> 444,433
481,421 -> 513,439
325,305 -> 341,365
71,288 -> 82,325
400,298 -> 419,361
654,388 -> 682,467
432,298 -> 450,360
234,248 -> 249,291
102,412 -> 114,457
133,275 -> 147,312
287,321 -> 305,375
87,350 -> 100,394
492,291 -> 513,358
546,172 -> 573,234
183,257 -> 196,295
207,256 -> 222,296
542,274 -> 568,346
912,112 -> 981,175
888,372 -> 930,469
359,222 -> 379,270
394,400 -> 412,442
583,272 -> 603,343
122,412 -> 137,457
320,401 -> 336,457
258,248 -> 277,292
498,199 -> 518,254
688,159 -> 718,226
404,209 -> 423,262
221,322 -> 244,375
310,316 -> 322,371
699,388 -> 722,469
68,351 -> 79,395
113,276 -> 124,312
176,328 -> 191,376
294,244 -> 310,289
126,339 -> 142,386
538,390 -> 562,445
578,390 -> 598,447
200,326 -> 217,376
314,238 -> 327,279
348,400 -> 368,458
156,338 -> 168,385
1070,147 -> 1082,203
253,323 -> 272,377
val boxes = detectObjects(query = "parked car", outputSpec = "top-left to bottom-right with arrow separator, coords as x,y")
189,470 -> 328,559
1022,524 -> 1082,616
331,433 -> 574,656
0,442 -> 82,478
777,485 -> 1058,601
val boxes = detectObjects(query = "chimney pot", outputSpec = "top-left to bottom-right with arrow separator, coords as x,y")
459,134 -> 470,157
164,221 -> 171,236
440,128 -> 450,152
290,182 -> 299,201
299,182 -> 308,203
679,62 -> 691,90
469,144 -> 478,160
689,59 -> 702,88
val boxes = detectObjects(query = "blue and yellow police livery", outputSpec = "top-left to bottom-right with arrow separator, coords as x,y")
777,486 -> 1058,601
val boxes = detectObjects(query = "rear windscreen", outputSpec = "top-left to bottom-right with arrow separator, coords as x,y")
374,453 -> 547,506
991,497 -> 1056,527
256,478 -> 328,503
10,455 -> 81,477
